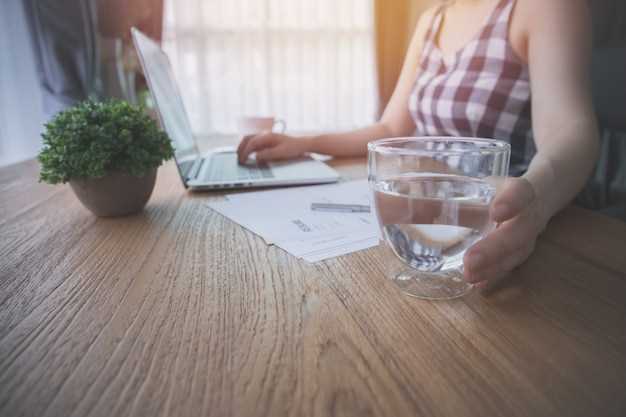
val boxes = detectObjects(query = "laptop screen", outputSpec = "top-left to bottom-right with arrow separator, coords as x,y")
132,28 -> 200,177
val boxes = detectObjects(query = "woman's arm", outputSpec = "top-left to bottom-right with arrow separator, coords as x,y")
464,0 -> 600,286
237,8 -> 436,163
523,0 -> 599,221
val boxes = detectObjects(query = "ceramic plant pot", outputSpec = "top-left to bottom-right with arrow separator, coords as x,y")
69,168 -> 157,217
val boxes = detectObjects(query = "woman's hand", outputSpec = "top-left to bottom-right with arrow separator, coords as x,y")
237,133 -> 311,164
463,177 -> 549,287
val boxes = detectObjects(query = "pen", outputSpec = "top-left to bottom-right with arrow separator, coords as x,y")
311,203 -> 371,213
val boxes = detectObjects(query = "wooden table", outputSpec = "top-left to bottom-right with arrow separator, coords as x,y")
1,157 -> 626,417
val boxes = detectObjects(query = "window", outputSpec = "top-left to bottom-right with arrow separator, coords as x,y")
162,0 -> 378,136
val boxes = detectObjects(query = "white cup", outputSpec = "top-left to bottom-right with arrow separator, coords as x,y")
237,116 -> 286,136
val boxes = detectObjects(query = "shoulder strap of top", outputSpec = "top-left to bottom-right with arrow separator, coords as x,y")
485,0 -> 516,26
422,5 -> 446,46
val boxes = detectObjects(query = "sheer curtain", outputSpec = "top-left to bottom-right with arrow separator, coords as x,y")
162,0 -> 378,136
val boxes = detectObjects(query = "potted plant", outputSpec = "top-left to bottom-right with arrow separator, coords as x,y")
38,100 -> 174,217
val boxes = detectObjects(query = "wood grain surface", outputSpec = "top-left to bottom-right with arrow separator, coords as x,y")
1,156 -> 625,417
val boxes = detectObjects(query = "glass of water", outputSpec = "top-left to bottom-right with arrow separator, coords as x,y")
368,137 -> 510,300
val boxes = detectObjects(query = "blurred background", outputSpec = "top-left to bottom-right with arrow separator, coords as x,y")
0,0 -> 624,169
0,0 -> 428,167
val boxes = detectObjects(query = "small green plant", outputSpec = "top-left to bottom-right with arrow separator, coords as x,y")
39,100 -> 174,184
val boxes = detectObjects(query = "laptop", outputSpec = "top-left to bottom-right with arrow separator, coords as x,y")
131,28 -> 340,190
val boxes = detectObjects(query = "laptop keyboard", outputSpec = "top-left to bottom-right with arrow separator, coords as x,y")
202,153 -> 274,182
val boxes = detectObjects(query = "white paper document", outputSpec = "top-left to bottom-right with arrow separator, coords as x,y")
206,180 -> 380,262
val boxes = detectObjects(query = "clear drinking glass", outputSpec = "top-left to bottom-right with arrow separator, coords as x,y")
368,137 -> 511,300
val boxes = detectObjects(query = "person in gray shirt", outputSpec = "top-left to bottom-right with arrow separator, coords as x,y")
23,0 -> 99,119
23,0 -> 163,119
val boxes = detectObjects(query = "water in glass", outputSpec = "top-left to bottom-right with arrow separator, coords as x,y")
373,173 -> 496,273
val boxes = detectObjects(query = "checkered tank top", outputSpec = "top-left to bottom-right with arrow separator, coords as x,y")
409,0 -> 535,174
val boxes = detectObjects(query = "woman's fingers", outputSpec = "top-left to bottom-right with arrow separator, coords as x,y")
464,216 -> 534,282
237,133 -> 278,163
491,177 -> 536,222
465,240 -> 535,284
464,181 -> 546,285
236,135 -> 255,163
